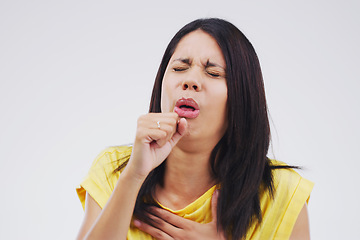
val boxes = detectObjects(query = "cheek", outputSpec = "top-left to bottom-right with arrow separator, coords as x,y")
212,84 -> 228,109
209,84 -> 228,123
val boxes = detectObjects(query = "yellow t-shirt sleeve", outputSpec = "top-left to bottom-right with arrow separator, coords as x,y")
76,146 -> 132,210
270,165 -> 314,239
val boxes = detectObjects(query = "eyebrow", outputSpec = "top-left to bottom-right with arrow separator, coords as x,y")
172,58 -> 225,69
205,59 -> 225,69
172,58 -> 191,65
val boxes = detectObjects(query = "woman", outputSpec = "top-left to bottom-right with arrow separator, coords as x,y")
76,18 -> 314,239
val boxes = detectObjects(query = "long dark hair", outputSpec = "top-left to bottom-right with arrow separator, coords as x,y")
117,18 -> 290,239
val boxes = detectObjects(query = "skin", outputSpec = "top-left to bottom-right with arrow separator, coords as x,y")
290,203 -> 311,240
76,30 -> 311,239
161,29 -> 228,149
157,29 -> 228,210
133,190 -> 225,240
134,198 -> 310,239
77,113 -> 188,240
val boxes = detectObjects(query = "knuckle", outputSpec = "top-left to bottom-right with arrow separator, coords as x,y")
166,127 -> 174,138
160,131 -> 167,138
157,220 -> 165,227
154,231 -> 166,239
135,128 -> 145,138
162,214 -> 171,222
170,118 -> 177,125
137,114 -> 146,122
156,141 -> 164,148
185,223 -> 194,231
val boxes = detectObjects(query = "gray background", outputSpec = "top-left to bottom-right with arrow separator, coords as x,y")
1,0 -> 359,239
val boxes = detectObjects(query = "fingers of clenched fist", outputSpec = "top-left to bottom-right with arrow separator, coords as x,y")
129,113 -> 188,179
136,113 -> 186,148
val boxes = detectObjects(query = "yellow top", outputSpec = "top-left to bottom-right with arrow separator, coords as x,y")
76,146 -> 314,240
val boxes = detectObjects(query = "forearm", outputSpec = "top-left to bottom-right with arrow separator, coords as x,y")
84,166 -> 145,240
78,113 -> 186,240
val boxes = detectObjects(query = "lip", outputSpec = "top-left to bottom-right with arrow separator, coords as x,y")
174,97 -> 200,119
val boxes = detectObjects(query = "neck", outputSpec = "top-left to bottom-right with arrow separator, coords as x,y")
156,138 -> 218,210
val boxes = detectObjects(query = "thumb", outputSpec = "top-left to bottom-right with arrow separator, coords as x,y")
211,189 -> 219,223
169,118 -> 187,147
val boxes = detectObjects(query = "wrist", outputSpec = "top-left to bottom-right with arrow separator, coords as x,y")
122,163 -> 149,184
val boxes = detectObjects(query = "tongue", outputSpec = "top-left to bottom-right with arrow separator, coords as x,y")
174,106 -> 199,118
180,106 -> 194,111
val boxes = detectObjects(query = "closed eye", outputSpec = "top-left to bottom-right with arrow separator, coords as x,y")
173,67 -> 188,72
206,70 -> 222,78
207,72 -> 220,77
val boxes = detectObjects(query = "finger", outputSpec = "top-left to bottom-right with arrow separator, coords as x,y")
147,113 -> 178,129
147,212 -> 185,236
138,113 -> 178,131
143,115 -> 178,146
177,118 -> 187,136
155,116 -> 183,146
149,118 -> 177,131
149,206 -> 193,230
156,124 -> 177,147
210,189 -> 219,224
168,118 -> 187,147
133,219 -> 173,240
148,112 -> 179,119
139,128 -> 167,145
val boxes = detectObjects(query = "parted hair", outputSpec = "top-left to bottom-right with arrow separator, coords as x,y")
116,18 -> 292,239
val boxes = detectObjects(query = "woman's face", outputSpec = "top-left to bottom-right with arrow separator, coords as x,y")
161,30 -> 228,142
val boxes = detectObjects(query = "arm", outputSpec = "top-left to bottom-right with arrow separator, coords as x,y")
76,114 -> 187,240
76,168 -> 146,240
289,203 -> 311,240
76,193 -> 101,240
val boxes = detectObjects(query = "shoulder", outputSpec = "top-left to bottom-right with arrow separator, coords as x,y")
76,145 -> 133,209
86,145 -> 133,183
269,160 -> 314,199
263,159 -> 314,238
88,144 -> 133,181
90,145 -> 133,170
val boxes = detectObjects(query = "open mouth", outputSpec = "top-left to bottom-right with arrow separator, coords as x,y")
179,105 -> 196,111
174,98 -> 200,118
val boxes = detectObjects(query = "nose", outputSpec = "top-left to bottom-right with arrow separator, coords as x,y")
182,82 -> 200,91
181,72 -> 201,91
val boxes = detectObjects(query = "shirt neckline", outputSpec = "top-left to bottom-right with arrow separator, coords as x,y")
156,185 -> 217,215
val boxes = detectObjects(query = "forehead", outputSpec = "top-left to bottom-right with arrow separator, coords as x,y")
170,30 -> 226,67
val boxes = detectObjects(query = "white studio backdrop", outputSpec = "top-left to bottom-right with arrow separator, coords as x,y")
0,1 -> 359,239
